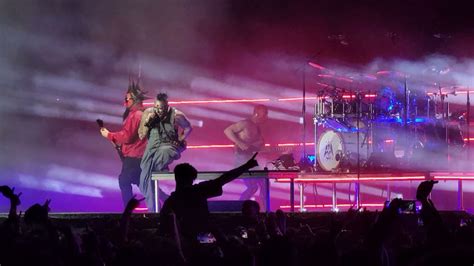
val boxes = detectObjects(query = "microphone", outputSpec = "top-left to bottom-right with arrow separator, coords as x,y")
96,119 -> 104,128
145,109 -> 159,128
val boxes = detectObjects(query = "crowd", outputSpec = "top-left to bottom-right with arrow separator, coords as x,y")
1,178 -> 474,266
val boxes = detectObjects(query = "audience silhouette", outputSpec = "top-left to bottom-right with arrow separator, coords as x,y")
0,179 -> 473,265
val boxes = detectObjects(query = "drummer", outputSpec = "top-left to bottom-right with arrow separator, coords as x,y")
375,86 -> 403,120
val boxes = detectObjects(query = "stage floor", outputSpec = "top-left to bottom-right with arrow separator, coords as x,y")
152,170 -> 474,213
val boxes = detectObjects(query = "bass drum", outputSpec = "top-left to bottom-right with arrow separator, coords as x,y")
317,129 -> 370,171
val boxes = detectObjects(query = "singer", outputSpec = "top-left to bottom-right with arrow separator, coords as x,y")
138,92 -> 192,212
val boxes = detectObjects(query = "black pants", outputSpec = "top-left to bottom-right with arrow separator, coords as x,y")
119,157 -> 142,207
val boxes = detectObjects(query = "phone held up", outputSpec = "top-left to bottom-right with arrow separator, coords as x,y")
385,199 -> 422,214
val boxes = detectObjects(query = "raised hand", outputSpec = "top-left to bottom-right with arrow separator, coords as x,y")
245,152 -> 259,169
387,198 -> 404,211
43,199 -> 51,212
144,110 -> 158,128
416,180 -> 438,201
125,195 -> 144,212
100,127 -> 110,138
0,185 -> 14,198
0,186 -> 21,206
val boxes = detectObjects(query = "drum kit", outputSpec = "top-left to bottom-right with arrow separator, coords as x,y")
312,76 -> 468,172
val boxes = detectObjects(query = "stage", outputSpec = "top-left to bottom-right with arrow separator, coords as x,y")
152,170 -> 474,213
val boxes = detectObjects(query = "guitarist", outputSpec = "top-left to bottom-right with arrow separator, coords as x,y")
99,82 -> 147,207
138,92 -> 192,212
224,105 -> 268,201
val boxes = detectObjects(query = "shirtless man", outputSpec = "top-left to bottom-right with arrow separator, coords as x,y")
224,105 -> 268,200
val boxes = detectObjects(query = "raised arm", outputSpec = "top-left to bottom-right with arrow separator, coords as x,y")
0,186 -> 21,221
215,153 -> 259,186
138,108 -> 154,140
120,196 -> 143,244
224,121 -> 248,150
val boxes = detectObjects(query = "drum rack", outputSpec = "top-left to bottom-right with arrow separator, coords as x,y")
313,89 -> 369,208
308,74 -> 473,212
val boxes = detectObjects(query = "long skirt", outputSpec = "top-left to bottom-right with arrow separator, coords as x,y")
140,142 -> 181,212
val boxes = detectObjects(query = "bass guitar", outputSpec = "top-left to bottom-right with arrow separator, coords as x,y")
236,144 -> 296,155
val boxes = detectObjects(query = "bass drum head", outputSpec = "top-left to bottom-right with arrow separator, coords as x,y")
317,130 -> 344,171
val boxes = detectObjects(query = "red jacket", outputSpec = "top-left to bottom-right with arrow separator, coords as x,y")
107,104 -> 147,158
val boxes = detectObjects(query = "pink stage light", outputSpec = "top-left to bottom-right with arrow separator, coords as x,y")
376,70 -> 406,77
142,96 -> 386,106
434,176 -> 474,180
384,139 -> 395,143
279,203 -> 385,209
278,97 -> 319,101
318,74 -> 353,83
318,74 -> 333,78
316,82 -> 332,87
360,176 -> 426,181
143,98 -> 271,106
364,74 -> 378,80
275,175 -> 426,183
277,142 -> 315,147
308,62 -> 326,70
339,77 -> 354,83
187,144 -> 235,149
426,92 -> 449,96
342,94 -> 355,99
169,99 -> 271,105
341,94 -> 378,99
187,143 -> 310,149
432,172 -> 474,180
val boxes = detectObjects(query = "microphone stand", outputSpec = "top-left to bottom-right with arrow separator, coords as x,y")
403,76 -> 409,167
457,89 -> 471,211
439,84 -> 449,169
302,60 -> 326,211
300,51 -> 324,213
355,89 -> 362,209
302,61 -> 307,164
298,62 -> 307,213
302,51 -> 325,167
467,90 -> 471,170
